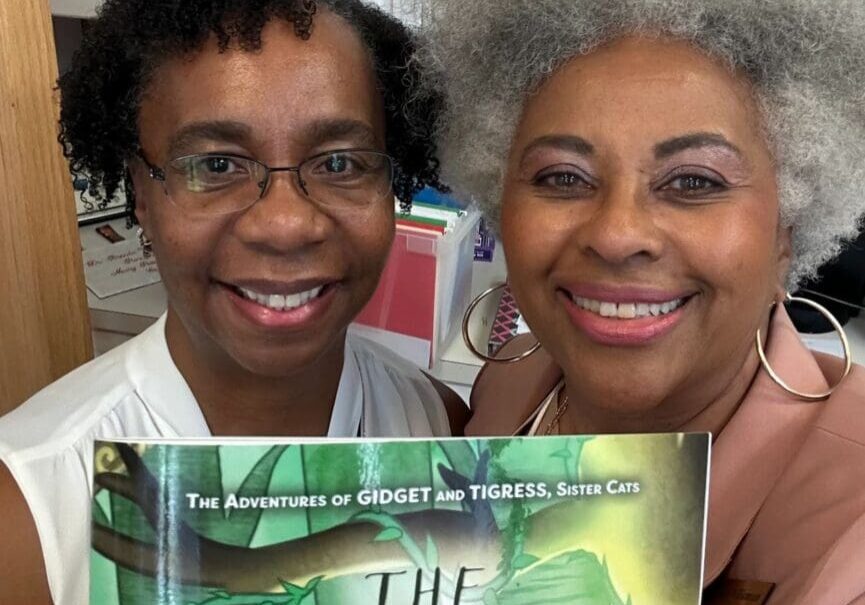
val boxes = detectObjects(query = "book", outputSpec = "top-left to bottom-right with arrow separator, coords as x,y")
90,433 -> 711,604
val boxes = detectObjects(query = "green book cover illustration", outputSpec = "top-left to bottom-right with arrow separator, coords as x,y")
90,433 -> 710,604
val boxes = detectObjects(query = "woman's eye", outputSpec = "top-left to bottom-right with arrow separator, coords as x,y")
531,167 -> 593,195
186,156 -> 244,177
204,156 -> 234,174
312,153 -> 376,181
324,154 -> 351,173
662,174 -> 726,196
181,156 -> 248,192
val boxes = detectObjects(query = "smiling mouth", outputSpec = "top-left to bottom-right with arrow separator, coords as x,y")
234,285 -> 328,312
569,294 -> 689,319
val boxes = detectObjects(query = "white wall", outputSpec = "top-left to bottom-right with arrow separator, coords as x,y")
50,0 -> 423,24
366,0 -> 424,26
50,0 -> 99,18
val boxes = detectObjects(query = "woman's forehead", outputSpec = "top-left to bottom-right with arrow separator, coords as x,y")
137,15 -> 384,154
514,36 -> 765,152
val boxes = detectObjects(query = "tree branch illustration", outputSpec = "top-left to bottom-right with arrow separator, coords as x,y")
93,444 -> 503,593
93,443 -> 617,597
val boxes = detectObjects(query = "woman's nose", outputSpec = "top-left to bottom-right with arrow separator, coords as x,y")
575,182 -> 664,267
232,171 -> 334,254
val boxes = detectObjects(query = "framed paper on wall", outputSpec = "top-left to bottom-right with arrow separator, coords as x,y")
74,175 -> 130,225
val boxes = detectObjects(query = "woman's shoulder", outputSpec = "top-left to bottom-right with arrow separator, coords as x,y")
0,334 -> 141,461
347,332 -> 429,378
733,357 -> 865,603
346,333 -> 469,436
813,355 -> 865,445
466,335 -> 563,436
0,337 -> 142,605
0,319 -> 184,605
0,319 -> 180,462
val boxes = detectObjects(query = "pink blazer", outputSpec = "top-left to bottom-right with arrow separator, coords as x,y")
467,308 -> 865,605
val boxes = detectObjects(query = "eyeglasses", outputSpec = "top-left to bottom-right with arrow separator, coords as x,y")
138,149 -> 395,216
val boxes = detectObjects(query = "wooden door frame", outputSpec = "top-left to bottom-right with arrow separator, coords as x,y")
0,0 -> 93,413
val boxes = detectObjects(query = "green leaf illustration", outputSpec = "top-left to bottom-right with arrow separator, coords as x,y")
92,499 -> 110,528
303,575 -> 324,593
550,448 -> 573,460
495,550 -> 628,605
438,440 -> 478,481
208,589 -> 231,599
224,445 -> 290,546
425,533 -> 439,570
277,574 -> 323,604
349,509 -> 430,581
373,527 -> 404,542
279,578 -> 305,596
511,553 -> 540,570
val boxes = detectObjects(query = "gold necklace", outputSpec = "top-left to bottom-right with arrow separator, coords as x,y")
543,389 -> 570,435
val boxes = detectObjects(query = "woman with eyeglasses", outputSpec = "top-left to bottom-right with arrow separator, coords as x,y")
418,0 -> 865,602
0,1 -> 466,602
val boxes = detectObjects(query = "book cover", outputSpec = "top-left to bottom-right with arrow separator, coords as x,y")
90,433 -> 710,604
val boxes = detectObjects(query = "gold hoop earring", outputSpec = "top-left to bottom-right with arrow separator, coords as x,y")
461,283 -> 541,364
137,227 -> 153,257
756,293 -> 852,401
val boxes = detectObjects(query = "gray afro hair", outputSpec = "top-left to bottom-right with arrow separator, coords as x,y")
416,0 -> 865,286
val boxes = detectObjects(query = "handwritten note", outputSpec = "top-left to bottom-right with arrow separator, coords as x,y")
82,240 -> 162,299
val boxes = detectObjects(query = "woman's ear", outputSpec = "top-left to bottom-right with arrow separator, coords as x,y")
775,225 -> 793,298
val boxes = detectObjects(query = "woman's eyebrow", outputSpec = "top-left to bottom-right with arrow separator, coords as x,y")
165,118 -> 381,159
519,134 -> 595,168
654,132 -> 743,159
302,118 -> 381,148
523,134 -> 595,156
167,120 -> 252,157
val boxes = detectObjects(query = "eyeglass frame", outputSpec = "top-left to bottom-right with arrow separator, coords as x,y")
135,147 -> 397,216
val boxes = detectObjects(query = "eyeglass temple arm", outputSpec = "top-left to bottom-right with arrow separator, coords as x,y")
135,150 -> 166,182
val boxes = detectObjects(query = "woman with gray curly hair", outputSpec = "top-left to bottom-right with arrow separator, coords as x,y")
419,0 -> 865,602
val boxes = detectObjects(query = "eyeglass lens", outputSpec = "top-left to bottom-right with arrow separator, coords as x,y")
164,151 -> 393,215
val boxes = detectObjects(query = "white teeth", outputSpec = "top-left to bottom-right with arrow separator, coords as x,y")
573,295 -> 684,319
239,286 -> 324,311
599,302 -> 618,317
617,303 -> 637,319
268,294 -> 286,311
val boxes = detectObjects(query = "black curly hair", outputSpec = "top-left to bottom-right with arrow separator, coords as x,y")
58,0 -> 444,216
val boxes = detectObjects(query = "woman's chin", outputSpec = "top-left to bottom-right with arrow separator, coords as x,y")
563,368 -> 682,426
227,342 -> 340,379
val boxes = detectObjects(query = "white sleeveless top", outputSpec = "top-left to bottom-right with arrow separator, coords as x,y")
0,315 -> 451,605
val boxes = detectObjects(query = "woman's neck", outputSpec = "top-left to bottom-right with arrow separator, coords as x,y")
164,308 -> 345,437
